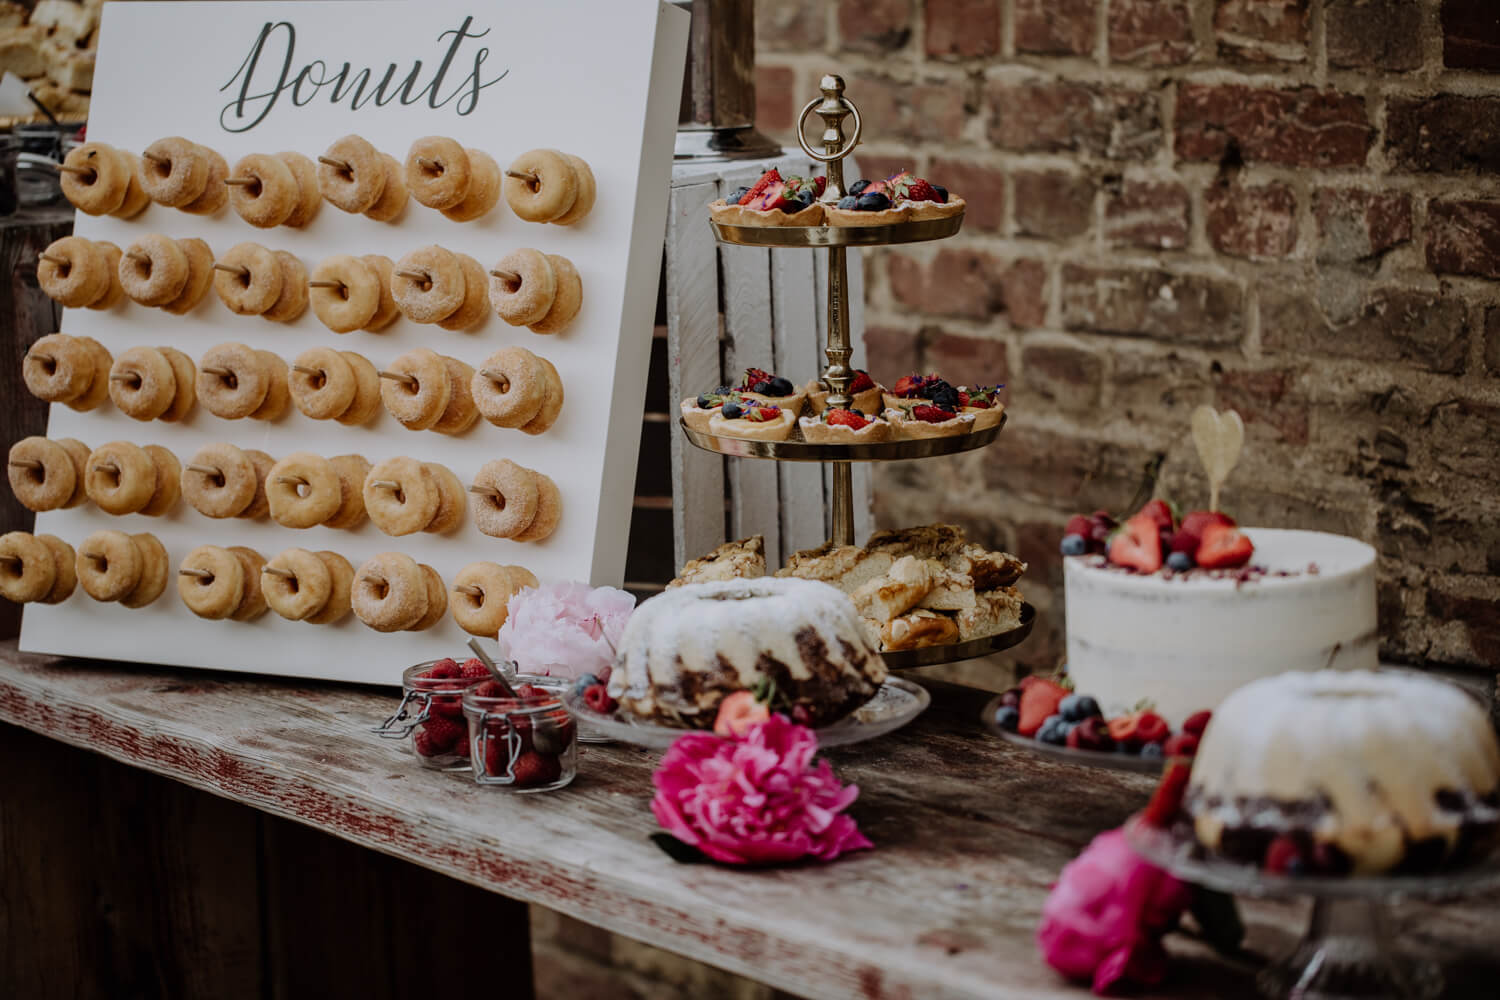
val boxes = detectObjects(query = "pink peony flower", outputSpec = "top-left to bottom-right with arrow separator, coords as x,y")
651,714 -> 873,866
1037,829 -> 1193,995
495,581 -> 635,680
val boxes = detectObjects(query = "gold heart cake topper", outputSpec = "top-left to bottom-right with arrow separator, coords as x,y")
1191,405 -> 1245,512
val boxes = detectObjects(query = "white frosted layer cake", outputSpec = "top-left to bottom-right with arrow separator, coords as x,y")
1064,528 -> 1377,726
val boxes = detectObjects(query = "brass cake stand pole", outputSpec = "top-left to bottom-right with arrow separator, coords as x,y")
797,75 -> 862,546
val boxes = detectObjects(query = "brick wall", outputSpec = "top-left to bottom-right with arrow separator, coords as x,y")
756,0 -> 1500,678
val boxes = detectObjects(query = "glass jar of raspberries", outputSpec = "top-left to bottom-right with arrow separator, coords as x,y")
463,677 -> 577,791
373,659 -> 490,771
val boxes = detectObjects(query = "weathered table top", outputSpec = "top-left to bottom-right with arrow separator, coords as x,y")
1,639 -> 1496,1000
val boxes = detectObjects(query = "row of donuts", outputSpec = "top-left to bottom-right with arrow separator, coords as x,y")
61,136 -> 594,229
24,337 -> 563,435
7,437 -> 559,542
38,237 -> 581,336
0,530 -> 536,638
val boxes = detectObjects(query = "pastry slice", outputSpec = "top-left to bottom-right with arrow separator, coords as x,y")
955,586 -> 1025,641
799,407 -> 891,443
709,168 -> 826,226
707,402 -> 796,441
916,563 -> 977,611
776,543 -> 895,595
945,544 -> 1027,590
882,609 -> 961,650
669,535 -> 766,588
851,554 -> 933,622
886,404 -> 975,440
804,369 -> 884,415
865,524 -> 968,560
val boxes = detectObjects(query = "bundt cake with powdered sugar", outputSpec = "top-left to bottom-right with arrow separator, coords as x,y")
608,577 -> 887,728
1187,670 -> 1500,876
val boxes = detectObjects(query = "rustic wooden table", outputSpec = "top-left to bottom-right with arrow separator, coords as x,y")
1,639 -> 1496,1000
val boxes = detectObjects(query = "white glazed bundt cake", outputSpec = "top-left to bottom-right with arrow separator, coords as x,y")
608,577 -> 888,728
1186,670 -> 1500,875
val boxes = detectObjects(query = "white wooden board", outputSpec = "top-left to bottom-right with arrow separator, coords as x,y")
19,0 -> 688,682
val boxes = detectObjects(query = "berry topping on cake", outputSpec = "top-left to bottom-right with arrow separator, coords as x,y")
1166,551 -> 1195,572
906,178 -> 941,202
909,404 -> 957,424
1142,760 -> 1192,828
1108,512 -> 1166,573
837,195 -> 858,209
1181,710 -> 1212,737
1138,499 -> 1177,533
695,389 -> 740,410
1196,523 -> 1254,569
750,375 -> 795,397
741,168 -> 780,205
856,191 -> 890,211
720,400 -> 745,419
848,179 -> 870,195
1018,677 -> 1071,737
1162,731 -> 1200,757
826,407 -> 871,430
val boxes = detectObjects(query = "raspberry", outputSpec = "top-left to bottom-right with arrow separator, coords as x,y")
413,730 -> 442,757
905,178 -> 940,202
460,657 -> 490,680
512,751 -> 563,788
583,684 -> 616,714
429,693 -> 464,719
483,734 -> 507,776
420,713 -> 465,752
1142,760 -> 1191,828
424,658 -> 460,679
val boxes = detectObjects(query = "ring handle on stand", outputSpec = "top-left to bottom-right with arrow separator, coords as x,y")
795,98 -> 862,164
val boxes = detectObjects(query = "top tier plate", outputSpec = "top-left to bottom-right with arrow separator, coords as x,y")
710,213 -> 964,248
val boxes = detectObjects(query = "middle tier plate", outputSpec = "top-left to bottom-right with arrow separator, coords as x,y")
680,414 -> 1005,462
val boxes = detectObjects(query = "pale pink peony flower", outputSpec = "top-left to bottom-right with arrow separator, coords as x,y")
651,714 -> 873,866
1036,828 -> 1193,995
494,581 -> 635,680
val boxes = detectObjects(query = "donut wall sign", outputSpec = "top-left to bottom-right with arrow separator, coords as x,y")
18,0 -> 689,682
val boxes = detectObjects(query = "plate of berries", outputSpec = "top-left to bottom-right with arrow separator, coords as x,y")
983,677 -> 1210,775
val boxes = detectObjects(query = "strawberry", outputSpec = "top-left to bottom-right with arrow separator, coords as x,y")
1181,710 -> 1212,737
891,374 -> 929,398
751,179 -> 794,212
1264,835 -> 1305,874
1018,678 -> 1070,737
1138,499 -> 1177,532
1176,510 -> 1236,550
1108,512 -> 1165,573
714,690 -> 770,738
1107,709 -> 1169,748
423,658 -> 460,679
1196,522 -> 1254,569
1064,514 -> 1093,537
905,178 -> 940,202
512,751 -> 563,788
740,367 -> 775,391
1142,760 -> 1192,828
1162,732 -> 1200,757
741,168 -> 780,205
849,370 -> 876,393
910,404 -> 956,424
583,684 -> 616,714
460,657 -> 490,680
744,405 -> 781,422
826,408 -> 870,430
419,713 -> 465,751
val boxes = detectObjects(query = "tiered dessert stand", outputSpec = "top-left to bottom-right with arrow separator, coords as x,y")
683,74 -> 1035,670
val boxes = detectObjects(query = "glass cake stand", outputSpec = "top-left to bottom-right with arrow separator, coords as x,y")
1124,814 -> 1500,999
563,676 -> 929,750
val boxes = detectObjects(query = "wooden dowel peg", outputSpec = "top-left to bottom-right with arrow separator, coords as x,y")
488,269 -> 520,285
7,459 -> 42,471
455,584 -> 483,598
360,573 -> 387,586
200,366 -> 233,378
84,551 -> 107,564
316,155 -> 352,171
291,364 -> 324,377
91,462 -> 119,475
0,554 -> 20,568
377,370 -> 417,386
503,169 -> 537,183
108,372 -> 141,383
29,352 -> 53,364
415,156 -> 440,171
56,164 -> 94,177
307,280 -> 344,290
125,250 -> 151,265
262,566 -> 296,579
394,269 -> 430,283
467,485 -> 501,499
186,464 -> 222,477
142,151 -> 168,166
368,479 -> 403,491
178,567 -> 213,579
38,252 -> 67,266
478,368 -> 511,391
223,176 -> 258,186
211,262 -> 248,277
274,475 -> 308,487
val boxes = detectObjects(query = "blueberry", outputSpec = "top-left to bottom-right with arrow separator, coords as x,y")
1060,533 -> 1088,556
696,392 -> 718,409
727,187 -> 749,204
1058,694 -> 1101,722
1140,742 -> 1165,759
933,184 -> 948,203
721,400 -> 744,419
797,191 -> 817,209
1167,551 -> 1195,572
571,673 -> 600,696
855,191 -> 890,211
765,376 -> 794,396
849,179 -> 870,195
993,705 -> 1020,732
836,195 -> 857,209
750,380 -> 773,394
1037,714 -> 1071,745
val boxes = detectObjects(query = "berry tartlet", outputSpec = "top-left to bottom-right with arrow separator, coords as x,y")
707,400 -> 797,441
799,406 -> 891,444
885,403 -> 975,440
958,384 -> 1005,430
737,366 -> 805,416
825,170 -> 965,227
804,369 -> 884,415
709,169 -> 826,226
680,387 -> 745,433
883,373 -> 963,412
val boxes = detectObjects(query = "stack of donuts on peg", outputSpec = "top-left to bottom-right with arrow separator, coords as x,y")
5,133 -> 593,641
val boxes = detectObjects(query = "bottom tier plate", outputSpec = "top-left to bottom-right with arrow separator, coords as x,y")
563,677 -> 930,750
880,603 -> 1035,669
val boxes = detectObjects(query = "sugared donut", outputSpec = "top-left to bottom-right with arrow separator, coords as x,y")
514,471 -> 562,542
449,562 -> 536,637
318,136 -> 385,214
227,153 -> 298,228
432,356 -> 479,437
267,452 -> 341,529
120,532 -> 169,608
352,552 -> 429,632
392,245 -> 464,324
56,439 -> 90,509
277,152 -> 322,228
440,149 -> 500,222
227,546 -> 270,621
520,357 -> 565,435
67,337 -> 114,413
157,347 -> 197,422
177,545 -> 244,620
360,254 -> 400,331
262,547 -> 333,621
363,456 -> 438,536
138,137 -> 210,208
139,444 -> 181,518
249,351 -> 291,422
335,351 -> 382,426
7,437 -> 77,512
238,451 -> 276,521
38,236 -> 110,308
162,237 -> 215,315
113,154 -> 152,219
181,443 -> 258,519
472,346 -> 546,428
60,143 -> 130,216
35,534 -> 76,603
305,550 -> 355,624
0,532 -> 57,604
325,454 -> 372,531
76,529 -> 142,603
404,137 -> 471,210
23,333 -> 93,403
90,242 -> 127,310
118,234 -> 189,307
309,254 -> 380,333
470,459 -> 539,539
85,441 -> 156,515
262,251 -> 308,323
180,148 -> 228,215
529,254 -> 583,334
488,248 -> 556,326
379,347 -> 452,431
108,345 -> 176,421
410,564 -> 448,631
363,154 -> 408,223
503,149 -> 578,223
552,154 -> 596,226
423,462 -> 466,534
213,242 -> 283,315
197,342 -> 271,420
434,254 -> 489,333
289,347 -> 356,420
